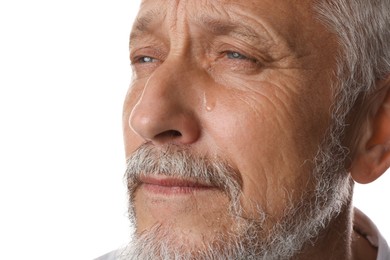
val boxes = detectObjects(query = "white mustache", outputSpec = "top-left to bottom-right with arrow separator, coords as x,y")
124,143 -> 242,201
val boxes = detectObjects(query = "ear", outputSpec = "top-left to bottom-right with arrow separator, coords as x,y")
350,77 -> 390,184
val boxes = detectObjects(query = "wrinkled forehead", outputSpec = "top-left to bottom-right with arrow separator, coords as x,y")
131,0 -> 337,60
135,0 -> 316,27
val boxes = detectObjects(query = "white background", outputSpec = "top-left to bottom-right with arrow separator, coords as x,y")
0,1 -> 388,259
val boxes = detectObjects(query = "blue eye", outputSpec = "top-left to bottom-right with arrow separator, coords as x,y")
138,56 -> 156,63
226,51 -> 248,60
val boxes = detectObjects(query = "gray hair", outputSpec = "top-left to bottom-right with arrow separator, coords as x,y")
314,0 -> 390,155
316,0 -> 390,92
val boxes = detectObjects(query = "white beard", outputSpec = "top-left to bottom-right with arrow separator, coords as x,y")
120,140 -> 353,260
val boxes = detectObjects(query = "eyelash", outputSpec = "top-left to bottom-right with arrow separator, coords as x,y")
130,49 -> 260,74
223,50 -> 258,63
132,56 -> 158,64
226,51 -> 248,60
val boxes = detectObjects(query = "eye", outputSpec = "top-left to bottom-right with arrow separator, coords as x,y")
130,53 -> 161,78
130,54 -> 159,65
137,56 -> 157,63
226,51 -> 249,60
215,49 -> 262,73
224,51 -> 259,65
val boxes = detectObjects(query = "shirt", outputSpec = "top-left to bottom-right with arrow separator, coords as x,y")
354,208 -> 390,260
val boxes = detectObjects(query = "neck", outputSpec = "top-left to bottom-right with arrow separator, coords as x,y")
293,202 -> 353,260
292,203 -> 377,260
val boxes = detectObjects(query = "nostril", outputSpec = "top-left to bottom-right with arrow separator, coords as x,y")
169,130 -> 182,137
155,130 -> 182,140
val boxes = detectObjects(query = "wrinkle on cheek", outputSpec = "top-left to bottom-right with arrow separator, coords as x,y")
271,68 -> 332,113
240,171 -> 269,212
239,169 -> 294,225
262,70 -> 331,143
227,86 -> 317,215
232,82 -> 295,133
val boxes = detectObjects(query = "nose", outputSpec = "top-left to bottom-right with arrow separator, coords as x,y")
129,60 -> 201,146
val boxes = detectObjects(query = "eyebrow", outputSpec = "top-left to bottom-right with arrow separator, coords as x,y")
129,8 -> 164,48
130,11 -> 274,50
193,14 -> 274,47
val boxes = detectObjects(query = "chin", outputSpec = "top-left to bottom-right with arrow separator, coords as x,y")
121,221 -> 255,259
132,183 -> 236,237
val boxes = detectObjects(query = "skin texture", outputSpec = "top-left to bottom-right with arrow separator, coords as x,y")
123,0 -> 384,258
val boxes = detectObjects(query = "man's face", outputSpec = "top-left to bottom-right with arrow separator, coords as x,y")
123,0 -> 342,257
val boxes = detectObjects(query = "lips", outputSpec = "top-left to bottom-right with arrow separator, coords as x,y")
139,176 -> 215,195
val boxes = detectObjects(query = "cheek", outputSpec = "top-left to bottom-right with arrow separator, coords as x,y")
202,81 -> 329,218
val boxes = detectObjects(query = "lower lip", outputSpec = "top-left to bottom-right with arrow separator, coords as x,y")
141,183 -> 214,196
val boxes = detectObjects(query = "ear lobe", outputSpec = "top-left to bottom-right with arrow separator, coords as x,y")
350,78 -> 390,184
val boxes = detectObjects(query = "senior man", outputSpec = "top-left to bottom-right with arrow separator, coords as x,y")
98,0 -> 390,259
